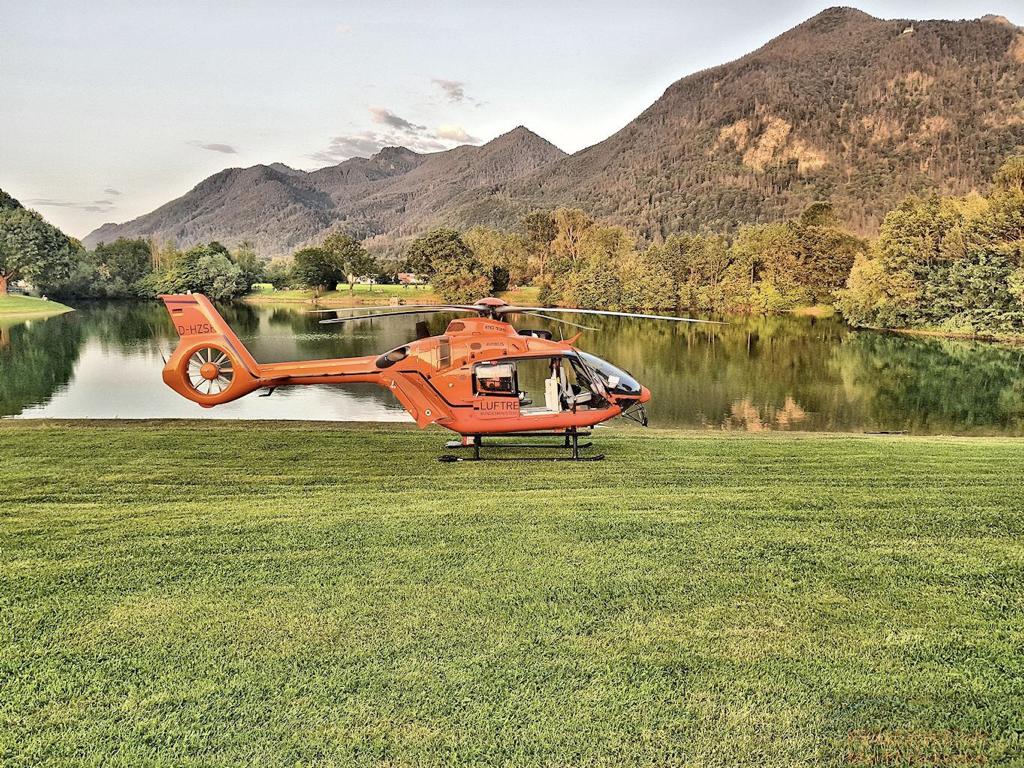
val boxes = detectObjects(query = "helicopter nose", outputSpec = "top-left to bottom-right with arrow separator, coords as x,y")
639,386 -> 651,403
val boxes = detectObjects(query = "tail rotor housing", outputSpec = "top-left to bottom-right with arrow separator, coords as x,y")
160,294 -> 262,407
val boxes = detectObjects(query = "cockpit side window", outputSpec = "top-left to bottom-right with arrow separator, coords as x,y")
574,351 -> 642,396
473,362 -> 517,396
375,346 -> 409,369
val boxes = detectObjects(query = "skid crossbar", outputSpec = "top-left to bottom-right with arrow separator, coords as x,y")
439,428 -> 604,462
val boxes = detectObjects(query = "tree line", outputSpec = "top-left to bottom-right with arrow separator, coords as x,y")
3,155 -> 1022,337
838,157 -> 1024,335
402,204 -> 865,313
0,191 -> 389,301
404,156 -> 1024,336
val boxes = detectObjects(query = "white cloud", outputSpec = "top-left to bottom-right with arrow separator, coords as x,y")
308,107 -> 480,165
432,78 -> 467,103
436,125 -> 478,143
188,140 -> 238,154
368,107 -> 425,133
26,197 -> 116,213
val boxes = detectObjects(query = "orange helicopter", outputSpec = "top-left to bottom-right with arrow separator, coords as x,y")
159,293 -> 717,460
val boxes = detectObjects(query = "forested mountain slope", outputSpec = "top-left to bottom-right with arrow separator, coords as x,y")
463,8 -> 1024,238
85,8 -> 1024,254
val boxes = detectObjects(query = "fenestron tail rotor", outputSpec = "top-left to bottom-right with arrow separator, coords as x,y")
186,347 -> 234,396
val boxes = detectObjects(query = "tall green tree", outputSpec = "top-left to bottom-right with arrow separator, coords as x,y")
619,254 -> 675,311
149,243 -> 248,300
230,241 -> 266,290
322,232 -> 376,291
0,197 -> 77,295
553,225 -> 631,309
264,258 -> 292,289
291,247 -> 344,296
549,208 -> 594,272
791,210 -> 866,303
464,227 -> 529,291
90,238 -> 154,296
521,210 -> 556,283
652,233 -> 732,310
406,228 -> 490,303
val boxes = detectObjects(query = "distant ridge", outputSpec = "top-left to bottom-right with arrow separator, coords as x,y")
84,127 -> 564,255
85,8 -> 1024,255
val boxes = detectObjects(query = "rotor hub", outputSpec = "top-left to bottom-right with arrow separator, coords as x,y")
187,347 -> 235,396
474,297 -> 508,307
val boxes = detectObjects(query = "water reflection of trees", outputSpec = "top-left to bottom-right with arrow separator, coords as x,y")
835,333 -> 1024,435
569,314 -> 860,430
0,314 -> 83,416
4,302 -> 1024,434
81,301 -> 178,351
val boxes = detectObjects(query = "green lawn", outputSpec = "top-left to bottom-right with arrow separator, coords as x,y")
0,293 -> 71,317
245,284 -> 441,306
1,422 -> 1022,766
244,285 -> 541,309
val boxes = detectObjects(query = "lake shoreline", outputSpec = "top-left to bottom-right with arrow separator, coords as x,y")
877,325 -> 1024,344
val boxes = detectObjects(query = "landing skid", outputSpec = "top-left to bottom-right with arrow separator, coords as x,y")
439,429 -> 605,462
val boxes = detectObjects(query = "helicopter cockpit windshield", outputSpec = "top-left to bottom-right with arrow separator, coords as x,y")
571,352 -> 642,397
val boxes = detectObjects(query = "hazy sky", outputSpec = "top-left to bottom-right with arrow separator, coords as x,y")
2,0 -> 1020,238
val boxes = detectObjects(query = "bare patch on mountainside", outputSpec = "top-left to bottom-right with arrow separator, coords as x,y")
1010,32 -> 1024,63
718,116 -> 827,175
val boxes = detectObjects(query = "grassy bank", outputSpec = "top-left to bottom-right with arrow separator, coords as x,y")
886,326 -> 1024,344
0,293 -> 71,317
244,284 -> 441,307
1,422 -> 1022,766
244,285 -> 541,309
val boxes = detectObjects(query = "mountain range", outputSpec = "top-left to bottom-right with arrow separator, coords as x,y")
84,7 -> 1024,257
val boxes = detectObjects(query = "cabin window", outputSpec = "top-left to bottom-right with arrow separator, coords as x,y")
508,356 -> 599,413
473,363 -> 517,396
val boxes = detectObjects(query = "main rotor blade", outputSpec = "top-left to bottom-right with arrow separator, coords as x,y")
319,308 -> 476,325
513,311 -> 599,331
308,304 -> 477,314
497,306 -> 726,324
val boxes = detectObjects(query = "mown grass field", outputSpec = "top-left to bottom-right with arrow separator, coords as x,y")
0,294 -> 71,317
1,421 -> 1022,766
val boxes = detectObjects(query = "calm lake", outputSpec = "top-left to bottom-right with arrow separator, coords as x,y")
3,301 -> 1024,435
